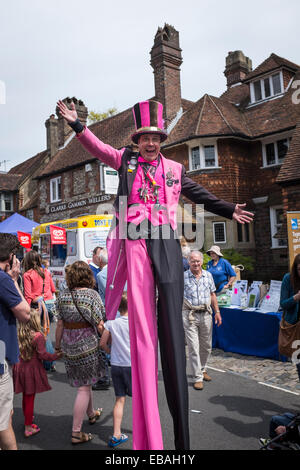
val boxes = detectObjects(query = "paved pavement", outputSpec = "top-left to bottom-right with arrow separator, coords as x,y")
11,339 -> 300,452
208,348 -> 300,395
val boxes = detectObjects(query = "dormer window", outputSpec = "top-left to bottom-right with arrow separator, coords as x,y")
250,71 -> 284,104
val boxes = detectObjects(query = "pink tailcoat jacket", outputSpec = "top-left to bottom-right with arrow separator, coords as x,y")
76,127 -> 235,318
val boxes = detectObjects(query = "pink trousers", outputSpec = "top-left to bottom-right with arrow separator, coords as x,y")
125,238 -> 164,450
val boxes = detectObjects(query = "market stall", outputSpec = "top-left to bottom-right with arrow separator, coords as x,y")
212,279 -> 286,361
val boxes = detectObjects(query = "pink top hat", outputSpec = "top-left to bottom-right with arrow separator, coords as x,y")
131,100 -> 168,144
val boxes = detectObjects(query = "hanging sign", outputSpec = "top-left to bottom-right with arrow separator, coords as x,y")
104,167 -> 119,195
50,225 -> 67,245
17,231 -> 32,249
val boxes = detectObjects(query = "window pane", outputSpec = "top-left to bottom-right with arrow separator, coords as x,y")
51,243 -> 67,267
191,147 -> 200,169
5,200 -> 11,211
277,139 -> 289,163
51,180 -> 56,201
84,231 -> 108,257
244,223 -> 250,242
237,223 -> 243,242
275,208 -> 284,225
4,192 -> 12,211
67,230 -> 77,256
272,73 -> 281,95
204,145 -> 216,167
57,178 -> 62,200
254,80 -> 262,101
264,78 -> 271,98
26,209 -> 34,220
266,143 -> 276,165
214,222 -> 226,243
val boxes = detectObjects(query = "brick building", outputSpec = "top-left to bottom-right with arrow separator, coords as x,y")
4,24 -> 300,280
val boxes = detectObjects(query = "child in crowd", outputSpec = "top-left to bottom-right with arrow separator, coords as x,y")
100,292 -> 131,448
13,308 -> 61,437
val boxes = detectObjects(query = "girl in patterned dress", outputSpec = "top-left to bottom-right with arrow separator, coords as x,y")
13,308 -> 61,437
54,261 -> 106,445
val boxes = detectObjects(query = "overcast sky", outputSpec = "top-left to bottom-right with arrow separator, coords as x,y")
0,0 -> 299,172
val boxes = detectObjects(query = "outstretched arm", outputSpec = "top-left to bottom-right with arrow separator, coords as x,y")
181,167 -> 253,223
56,100 -> 124,170
232,203 -> 254,224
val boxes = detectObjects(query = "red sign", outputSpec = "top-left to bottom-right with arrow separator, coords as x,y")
50,225 -> 67,245
17,231 -> 32,249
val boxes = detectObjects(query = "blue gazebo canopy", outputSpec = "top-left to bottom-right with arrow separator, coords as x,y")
0,213 -> 39,235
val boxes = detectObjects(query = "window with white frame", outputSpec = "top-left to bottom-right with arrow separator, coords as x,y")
262,137 -> 290,167
250,71 -> 284,104
270,206 -> 287,248
189,142 -> 218,170
213,222 -> 226,244
50,176 -> 62,203
0,192 -> 13,212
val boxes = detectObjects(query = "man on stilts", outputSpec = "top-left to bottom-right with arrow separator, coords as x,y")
57,99 -> 253,450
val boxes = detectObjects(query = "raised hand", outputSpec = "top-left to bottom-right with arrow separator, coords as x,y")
6,255 -> 21,281
57,100 -> 78,123
232,203 -> 254,224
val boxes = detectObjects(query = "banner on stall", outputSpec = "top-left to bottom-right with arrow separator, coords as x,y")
17,231 -> 32,249
50,225 -> 67,245
287,211 -> 300,268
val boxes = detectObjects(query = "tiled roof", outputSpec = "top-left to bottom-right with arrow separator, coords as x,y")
220,83 -> 250,106
8,150 -> 48,183
243,53 -> 300,82
38,107 -> 135,177
0,173 -> 21,191
166,94 -> 251,146
242,78 -> 300,137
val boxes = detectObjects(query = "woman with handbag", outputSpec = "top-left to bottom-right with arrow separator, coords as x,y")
54,261 -> 106,445
279,254 -> 300,380
22,251 -> 56,371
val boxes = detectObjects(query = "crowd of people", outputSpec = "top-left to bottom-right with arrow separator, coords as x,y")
0,231 -> 299,450
0,234 -> 132,449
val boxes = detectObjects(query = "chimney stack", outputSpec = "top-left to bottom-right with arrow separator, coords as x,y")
55,97 -> 88,148
45,114 -> 58,157
224,50 -> 252,87
150,24 -> 183,125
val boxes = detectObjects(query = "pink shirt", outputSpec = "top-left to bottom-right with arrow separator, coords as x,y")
127,157 -> 170,226
23,269 -> 56,305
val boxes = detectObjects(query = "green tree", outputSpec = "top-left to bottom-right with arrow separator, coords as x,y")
221,249 -> 254,273
202,248 -> 255,278
88,107 -> 118,124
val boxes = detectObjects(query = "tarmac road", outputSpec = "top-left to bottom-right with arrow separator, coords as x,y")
12,337 -> 299,452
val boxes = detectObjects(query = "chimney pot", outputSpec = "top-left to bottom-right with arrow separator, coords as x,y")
224,50 -> 252,87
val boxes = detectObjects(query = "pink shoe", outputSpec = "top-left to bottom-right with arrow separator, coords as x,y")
24,425 -> 40,438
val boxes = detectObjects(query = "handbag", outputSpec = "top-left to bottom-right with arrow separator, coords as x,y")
278,311 -> 300,358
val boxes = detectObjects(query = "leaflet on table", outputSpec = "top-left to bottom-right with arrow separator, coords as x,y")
258,280 -> 282,313
231,280 -> 248,307
247,281 -> 263,308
